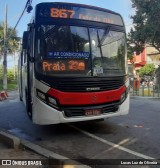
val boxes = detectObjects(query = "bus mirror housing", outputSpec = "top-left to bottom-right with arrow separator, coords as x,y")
22,31 -> 29,49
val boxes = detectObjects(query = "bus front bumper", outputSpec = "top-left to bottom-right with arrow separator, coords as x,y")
32,94 -> 130,125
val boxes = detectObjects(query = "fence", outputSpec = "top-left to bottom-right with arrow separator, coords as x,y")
130,80 -> 160,97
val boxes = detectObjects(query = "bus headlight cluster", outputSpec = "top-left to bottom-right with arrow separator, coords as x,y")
48,97 -> 57,106
37,90 -> 46,101
120,87 -> 129,104
120,92 -> 126,103
36,89 -> 58,109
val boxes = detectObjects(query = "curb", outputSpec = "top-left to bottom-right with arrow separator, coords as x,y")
0,130 -> 90,168
0,131 -> 20,149
130,96 -> 160,100
22,140 -> 91,167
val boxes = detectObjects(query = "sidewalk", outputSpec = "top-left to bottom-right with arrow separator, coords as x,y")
0,130 -> 90,168
0,90 -> 44,167
0,133 -> 45,168
0,91 -> 45,166
0,90 -> 90,168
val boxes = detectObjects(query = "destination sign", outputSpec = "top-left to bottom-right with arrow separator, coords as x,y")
50,8 -> 114,24
42,59 -> 86,72
37,3 -> 123,26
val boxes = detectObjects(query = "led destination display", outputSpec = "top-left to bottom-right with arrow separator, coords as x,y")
37,3 -> 123,25
42,60 -> 86,72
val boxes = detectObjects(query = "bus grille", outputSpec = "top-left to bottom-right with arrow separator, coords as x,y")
62,101 -> 120,117
52,77 -> 124,92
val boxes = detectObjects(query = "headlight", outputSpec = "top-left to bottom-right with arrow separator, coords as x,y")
37,90 -> 46,101
36,89 -> 58,109
48,97 -> 57,106
120,86 -> 129,104
121,91 -> 126,103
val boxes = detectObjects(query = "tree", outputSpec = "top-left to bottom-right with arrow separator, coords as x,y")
0,22 -> 20,60
0,24 -> 4,57
0,22 -> 20,90
127,36 -> 135,62
129,0 -> 160,54
139,63 -> 156,77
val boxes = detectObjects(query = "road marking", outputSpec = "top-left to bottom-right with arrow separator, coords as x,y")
68,124 -> 155,160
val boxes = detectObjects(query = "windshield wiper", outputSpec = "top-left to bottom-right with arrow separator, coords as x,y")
96,28 -> 110,58
99,28 -> 110,46
96,31 -> 103,58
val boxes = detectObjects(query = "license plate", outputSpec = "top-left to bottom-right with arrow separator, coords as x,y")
85,109 -> 101,116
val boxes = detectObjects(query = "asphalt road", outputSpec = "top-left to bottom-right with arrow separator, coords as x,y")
0,90 -> 160,168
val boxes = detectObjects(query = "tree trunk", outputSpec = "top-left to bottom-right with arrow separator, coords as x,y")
3,4 -> 7,90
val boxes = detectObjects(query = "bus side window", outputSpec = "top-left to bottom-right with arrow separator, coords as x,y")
29,30 -> 34,58
27,32 -> 31,57
22,30 -> 33,60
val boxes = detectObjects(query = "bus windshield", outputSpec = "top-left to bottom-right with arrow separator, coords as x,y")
36,25 -> 126,77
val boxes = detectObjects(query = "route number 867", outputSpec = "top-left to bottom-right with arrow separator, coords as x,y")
50,8 -> 75,18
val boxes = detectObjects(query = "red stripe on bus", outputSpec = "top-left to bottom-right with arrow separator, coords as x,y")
47,86 -> 126,105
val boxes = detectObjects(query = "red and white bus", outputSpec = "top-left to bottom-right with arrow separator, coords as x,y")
18,2 -> 130,125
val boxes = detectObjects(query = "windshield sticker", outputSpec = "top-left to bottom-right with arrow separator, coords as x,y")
93,67 -> 103,75
47,52 -> 90,59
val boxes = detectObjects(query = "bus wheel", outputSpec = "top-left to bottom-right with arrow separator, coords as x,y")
19,88 -> 23,101
25,90 -> 32,120
20,97 -> 23,101
93,119 -> 104,122
19,93 -> 23,101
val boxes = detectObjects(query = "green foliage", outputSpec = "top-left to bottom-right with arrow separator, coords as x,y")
0,64 -> 18,91
129,0 -> 160,54
139,63 -> 156,77
0,65 -> 2,81
127,39 -> 133,60
0,81 -> 17,91
7,69 -> 14,82
0,65 -> 17,82
127,29 -> 145,56
0,22 -> 20,90
0,22 -> 20,60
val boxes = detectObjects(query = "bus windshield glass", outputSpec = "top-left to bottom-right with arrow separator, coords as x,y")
36,25 -> 126,77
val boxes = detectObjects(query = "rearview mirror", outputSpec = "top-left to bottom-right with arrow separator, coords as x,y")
22,31 -> 29,49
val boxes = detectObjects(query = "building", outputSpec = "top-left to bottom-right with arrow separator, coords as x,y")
146,46 -> 160,68
133,49 -> 146,71
128,45 -> 160,72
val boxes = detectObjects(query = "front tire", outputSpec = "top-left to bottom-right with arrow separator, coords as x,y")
19,92 -> 23,101
25,89 -> 32,120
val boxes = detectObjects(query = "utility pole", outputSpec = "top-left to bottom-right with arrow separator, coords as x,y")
3,4 -> 8,90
